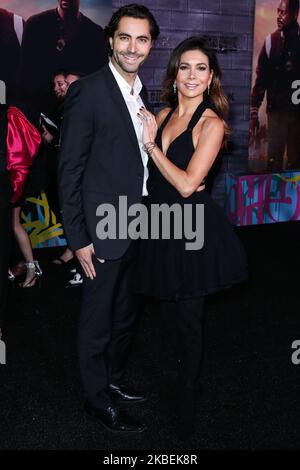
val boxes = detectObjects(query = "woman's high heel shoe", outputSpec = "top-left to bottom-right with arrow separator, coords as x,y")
33,260 -> 43,278
19,261 -> 43,288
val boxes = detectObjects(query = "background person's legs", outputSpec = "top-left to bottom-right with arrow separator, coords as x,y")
286,114 -> 300,169
267,112 -> 287,171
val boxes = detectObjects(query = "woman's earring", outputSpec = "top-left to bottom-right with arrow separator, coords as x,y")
207,82 -> 211,95
173,82 -> 177,93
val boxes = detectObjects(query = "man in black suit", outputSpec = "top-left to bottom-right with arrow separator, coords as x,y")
59,4 -> 160,433
19,0 -> 108,115
0,8 -> 24,104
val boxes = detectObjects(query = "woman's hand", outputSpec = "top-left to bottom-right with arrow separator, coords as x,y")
138,107 -> 157,145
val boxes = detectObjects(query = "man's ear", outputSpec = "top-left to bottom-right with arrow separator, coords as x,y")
109,36 -> 113,51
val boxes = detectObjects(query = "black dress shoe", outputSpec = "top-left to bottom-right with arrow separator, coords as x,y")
84,402 -> 145,433
109,384 -> 147,403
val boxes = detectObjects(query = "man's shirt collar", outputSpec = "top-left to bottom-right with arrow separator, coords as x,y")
109,60 -> 142,96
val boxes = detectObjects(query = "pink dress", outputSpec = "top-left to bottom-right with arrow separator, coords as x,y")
6,106 -> 41,204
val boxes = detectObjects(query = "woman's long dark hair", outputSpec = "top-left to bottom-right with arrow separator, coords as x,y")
161,37 -> 230,144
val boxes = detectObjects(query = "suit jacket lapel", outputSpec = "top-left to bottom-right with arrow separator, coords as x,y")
102,65 -> 142,159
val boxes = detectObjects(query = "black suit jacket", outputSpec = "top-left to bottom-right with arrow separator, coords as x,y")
58,65 -> 149,260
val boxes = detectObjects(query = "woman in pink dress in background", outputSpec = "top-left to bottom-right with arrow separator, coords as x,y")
0,104 -> 41,337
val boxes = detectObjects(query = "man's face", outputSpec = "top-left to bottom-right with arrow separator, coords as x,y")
53,74 -> 68,99
277,1 -> 296,31
57,0 -> 80,12
109,16 -> 152,77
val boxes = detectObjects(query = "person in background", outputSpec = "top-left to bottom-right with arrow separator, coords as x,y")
42,70 -> 83,287
250,0 -> 300,170
0,104 -> 40,335
19,0 -> 108,116
135,37 -> 248,440
0,8 -> 24,105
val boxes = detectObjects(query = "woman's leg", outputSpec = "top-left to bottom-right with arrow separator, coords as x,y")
13,207 -> 34,262
176,297 -> 205,438
12,206 -> 36,287
160,297 -> 205,438
177,297 -> 205,388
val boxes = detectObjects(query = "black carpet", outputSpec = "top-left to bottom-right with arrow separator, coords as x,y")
1,222 -> 300,450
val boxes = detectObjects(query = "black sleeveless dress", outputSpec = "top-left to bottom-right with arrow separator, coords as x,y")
135,99 -> 248,300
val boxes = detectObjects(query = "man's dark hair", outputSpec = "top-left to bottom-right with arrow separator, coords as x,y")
289,0 -> 299,16
104,3 -> 160,41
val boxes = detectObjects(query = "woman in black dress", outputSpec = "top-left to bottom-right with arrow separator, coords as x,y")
136,37 -> 248,439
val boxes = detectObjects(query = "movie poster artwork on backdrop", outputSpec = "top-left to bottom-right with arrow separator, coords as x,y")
0,0 -> 111,105
0,1 -> 112,248
249,0 -> 300,173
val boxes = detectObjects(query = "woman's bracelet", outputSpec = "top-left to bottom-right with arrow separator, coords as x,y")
142,141 -> 157,156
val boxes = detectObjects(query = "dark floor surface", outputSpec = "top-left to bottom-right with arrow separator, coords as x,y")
1,222 -> 300,450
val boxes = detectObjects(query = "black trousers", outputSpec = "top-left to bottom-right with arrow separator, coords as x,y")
0,172 -> 12,329
78,242 -> 139,409
160,297 -> 205,422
